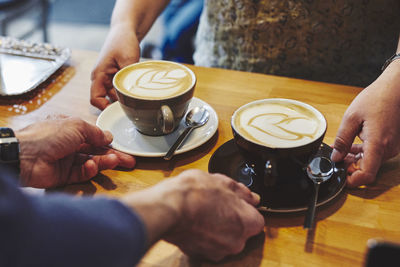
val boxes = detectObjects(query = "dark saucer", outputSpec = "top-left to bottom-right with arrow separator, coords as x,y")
208,139 -> 346,213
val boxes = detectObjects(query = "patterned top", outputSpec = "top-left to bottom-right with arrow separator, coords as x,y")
194,0 -> 400,86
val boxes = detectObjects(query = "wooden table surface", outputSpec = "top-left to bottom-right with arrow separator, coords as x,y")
2,50 -> 400,267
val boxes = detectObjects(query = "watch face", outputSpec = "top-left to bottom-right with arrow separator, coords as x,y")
0,127 -> 15,138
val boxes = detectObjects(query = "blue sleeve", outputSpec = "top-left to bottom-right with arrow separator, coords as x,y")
0,166 -> 147,267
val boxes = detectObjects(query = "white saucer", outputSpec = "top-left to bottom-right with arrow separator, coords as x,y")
96,97 -> 219,157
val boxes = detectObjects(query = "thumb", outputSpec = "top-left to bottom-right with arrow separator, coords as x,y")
346,141 -> 384,187
331,113 -> 361,162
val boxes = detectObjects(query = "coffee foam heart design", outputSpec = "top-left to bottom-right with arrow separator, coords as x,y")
248,113 -> 317,141
116,61 -> 194,100
233,100 -> 326,148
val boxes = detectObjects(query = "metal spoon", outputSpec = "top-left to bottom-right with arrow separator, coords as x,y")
303,156 -> 334,229
164,106 -> 210,160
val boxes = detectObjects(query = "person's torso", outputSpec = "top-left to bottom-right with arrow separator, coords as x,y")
194,0 -> 400,86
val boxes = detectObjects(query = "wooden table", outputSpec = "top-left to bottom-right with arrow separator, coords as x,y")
2,50 -> 400,267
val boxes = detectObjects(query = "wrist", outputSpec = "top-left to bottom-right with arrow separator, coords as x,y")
382,52 -> 400,71
14,130 -> 36,184
108,22 -> 143,45
110,20 -> 136,32
121,179 -> 184,246
384,57 -> 400,72
0,127 -> 20,175
378,59 -> 400,85
109,15 -> 142,39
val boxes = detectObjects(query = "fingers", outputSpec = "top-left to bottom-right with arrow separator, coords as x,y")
349,144 -> 363,155
69,153 -> 120,183
86,153 -> 120,173
213,173 -> 264,236
90,36 -> 140,111
59,119 -> 136,183
82,158 -> 99,180
79,144 -> 136,169
106,150 -> 136,168
167,170 -> 265,261
108,87 -> 118,102
341,144 -> 363,168
90,71 -> 114,110
346,141 -> 384,187
77,120 -> 113,147
83,151 -> 135,176
75,120 -> 135,169
331,112 -> 362,162
234,183 -> 261,206
214,173 -> 260,206
67,150 -> 136,184
241,201 -> 265,237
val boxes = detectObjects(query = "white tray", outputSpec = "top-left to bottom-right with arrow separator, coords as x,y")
0,36 -> 71,96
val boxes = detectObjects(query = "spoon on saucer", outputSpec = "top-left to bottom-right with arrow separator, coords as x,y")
164,106 -> 210,160
304,156 -> 334,229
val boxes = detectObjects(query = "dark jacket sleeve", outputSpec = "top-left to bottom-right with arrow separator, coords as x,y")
0,166 -> 147,267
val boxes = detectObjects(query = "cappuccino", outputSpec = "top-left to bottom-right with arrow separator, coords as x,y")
114,60 -> 195,100
232,99 -> 326,148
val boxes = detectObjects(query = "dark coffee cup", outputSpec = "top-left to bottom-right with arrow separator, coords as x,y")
113,60 -> 196,136
231,98 -> 327,188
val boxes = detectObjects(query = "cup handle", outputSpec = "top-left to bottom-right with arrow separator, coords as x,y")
160,105 -> 174,134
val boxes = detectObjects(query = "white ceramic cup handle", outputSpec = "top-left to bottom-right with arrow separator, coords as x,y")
161,105 -> 174,134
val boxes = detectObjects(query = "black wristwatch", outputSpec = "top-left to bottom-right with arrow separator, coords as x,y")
0,127 -> 20,173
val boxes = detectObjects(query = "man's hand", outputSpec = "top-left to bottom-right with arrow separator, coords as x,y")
121,169 -> 265,262
332,60 -> 400,187
90,24 -> 141,110
16,116 -> 136,188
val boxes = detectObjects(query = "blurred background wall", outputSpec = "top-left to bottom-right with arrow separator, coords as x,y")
49,0 -> 114,24
6,0 -> 202,63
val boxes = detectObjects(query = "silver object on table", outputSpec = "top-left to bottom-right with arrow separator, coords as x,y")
0,36 -> 71,96
164,106 -> 210,160
303,156 -> 334,229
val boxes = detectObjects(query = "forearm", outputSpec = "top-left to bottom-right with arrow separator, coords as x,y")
379,56 -> 400,89
111,0 -> 170,42
0,167 -> 146,267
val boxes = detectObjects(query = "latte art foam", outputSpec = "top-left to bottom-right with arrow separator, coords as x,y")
233,100 -> 326,148
114,61 -> 194,99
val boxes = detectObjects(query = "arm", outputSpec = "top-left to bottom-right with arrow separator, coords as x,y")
121,169 -> 265,261
90,0 -> 170,110
9,118 -> 264,262
110,0 -> 170,42
0,167 -> 264,265
332,35 -> 400,187
0,166 -> 146,267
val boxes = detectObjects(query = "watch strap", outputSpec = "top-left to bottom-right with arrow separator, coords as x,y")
0,127 -> 20,173
381,53 -> 400,71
